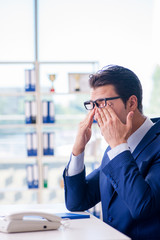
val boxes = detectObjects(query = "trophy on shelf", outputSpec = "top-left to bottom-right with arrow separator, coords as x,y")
74,73 -> 80,91
48,74 -> 56,92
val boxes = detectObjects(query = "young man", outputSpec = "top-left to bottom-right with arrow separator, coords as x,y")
63,65 -> 160,240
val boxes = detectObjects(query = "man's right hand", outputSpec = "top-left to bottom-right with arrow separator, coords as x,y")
72,109 -> 95,156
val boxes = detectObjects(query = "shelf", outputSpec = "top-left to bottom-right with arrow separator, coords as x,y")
40,91 -> 90,95
0,157 -> 37,164
0,185 -> 62,193
0,155 -> 97,164
0,187 -> 38,192
0,92 -> 37,97
0,91 -> 89,97
0,124 -> 38,129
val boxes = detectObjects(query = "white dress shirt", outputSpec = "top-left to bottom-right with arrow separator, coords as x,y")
67,117 -> 154,176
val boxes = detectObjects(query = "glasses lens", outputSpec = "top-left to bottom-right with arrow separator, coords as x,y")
96,99 -> 106,108
84,101 -> 94,110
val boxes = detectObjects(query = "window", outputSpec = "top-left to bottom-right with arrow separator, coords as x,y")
0,0 -> 160,204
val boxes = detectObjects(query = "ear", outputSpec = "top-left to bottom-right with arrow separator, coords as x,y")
127,95 -> 138,111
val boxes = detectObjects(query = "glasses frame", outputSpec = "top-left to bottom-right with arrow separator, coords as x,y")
84,96 -> 120,110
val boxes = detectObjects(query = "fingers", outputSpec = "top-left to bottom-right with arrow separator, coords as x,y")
88,109 -> 95,128
105,102 -> 117,120
95,106 -> 111,126
82,108 -> 95,129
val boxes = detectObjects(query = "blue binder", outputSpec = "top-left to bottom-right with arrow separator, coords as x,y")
56,212 -> 90,219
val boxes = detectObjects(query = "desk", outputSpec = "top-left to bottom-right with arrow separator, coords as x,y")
0,204 -> 131,240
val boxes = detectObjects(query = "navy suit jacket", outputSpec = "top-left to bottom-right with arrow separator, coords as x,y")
63,119 -> 160,240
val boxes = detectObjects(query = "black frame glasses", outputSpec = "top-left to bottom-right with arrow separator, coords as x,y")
84,96 -> 120,110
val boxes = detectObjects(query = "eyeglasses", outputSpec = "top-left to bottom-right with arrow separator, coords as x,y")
84,96 -> 120,110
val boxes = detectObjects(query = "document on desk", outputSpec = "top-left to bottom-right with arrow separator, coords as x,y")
56,212 -> 90,219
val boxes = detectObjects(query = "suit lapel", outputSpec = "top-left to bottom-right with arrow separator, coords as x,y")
107,120 -> 160,209
132,121 -> 160,162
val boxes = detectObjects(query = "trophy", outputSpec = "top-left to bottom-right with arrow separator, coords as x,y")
74,74 -> 80,91
48,74 -> 56,92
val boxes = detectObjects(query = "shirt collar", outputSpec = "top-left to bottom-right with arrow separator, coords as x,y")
127,117 -> 154,153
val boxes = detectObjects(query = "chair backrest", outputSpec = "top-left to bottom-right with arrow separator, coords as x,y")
151,117 -> 160,123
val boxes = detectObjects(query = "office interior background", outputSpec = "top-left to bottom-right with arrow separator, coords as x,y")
0,0 -> 160,205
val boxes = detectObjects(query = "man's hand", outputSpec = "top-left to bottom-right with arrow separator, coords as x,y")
95,104 -> 134,149
72,109 -> 95,156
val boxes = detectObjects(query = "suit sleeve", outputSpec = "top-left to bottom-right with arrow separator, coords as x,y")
63,166 -> 101,211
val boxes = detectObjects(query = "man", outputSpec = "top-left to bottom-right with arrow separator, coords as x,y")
63,65 -> 160,240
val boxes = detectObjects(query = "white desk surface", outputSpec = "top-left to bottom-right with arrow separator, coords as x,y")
0,204 -> 131,240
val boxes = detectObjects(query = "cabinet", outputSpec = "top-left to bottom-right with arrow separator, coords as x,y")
0,61 -> 101,204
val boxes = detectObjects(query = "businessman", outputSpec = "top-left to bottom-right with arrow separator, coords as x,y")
63,65 -> 160,240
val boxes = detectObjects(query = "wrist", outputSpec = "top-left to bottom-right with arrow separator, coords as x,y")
72,147 -> 85,156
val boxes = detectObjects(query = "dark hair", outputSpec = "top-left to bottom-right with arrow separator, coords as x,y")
89,65 -> 143,113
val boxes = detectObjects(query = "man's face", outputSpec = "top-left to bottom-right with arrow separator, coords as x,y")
90,84 -> 129,124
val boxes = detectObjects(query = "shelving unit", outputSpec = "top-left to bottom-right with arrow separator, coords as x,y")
0,61 -> 100,204
0,0 -> 100,204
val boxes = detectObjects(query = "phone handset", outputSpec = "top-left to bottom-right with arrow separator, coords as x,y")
6,211 -> 61,223
0,211 -> 63,233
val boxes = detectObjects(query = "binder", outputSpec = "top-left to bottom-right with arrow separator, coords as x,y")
25,101 -> 32,124
48,132 -> 54,155
43,132 -> 54,156
49,101 -> 55,123
25,70 -> 31,92
26,164 -> 39,189
32,132 -> 37,156
42,101 -> 48,123
30,69 -> 36,91
25,69 -> 36,92
43,164 -> 48,188
42,101 -> 55,123
25,101 -> 37,124
26,133 -> 32,156
26,133 -> 37,156
33,164 -> 39,188
31,101 -> 37,124
26,165 -> 33,189
43,133 -> 48,155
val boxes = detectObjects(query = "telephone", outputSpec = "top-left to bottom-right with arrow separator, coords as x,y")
0,211 -> 62,233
